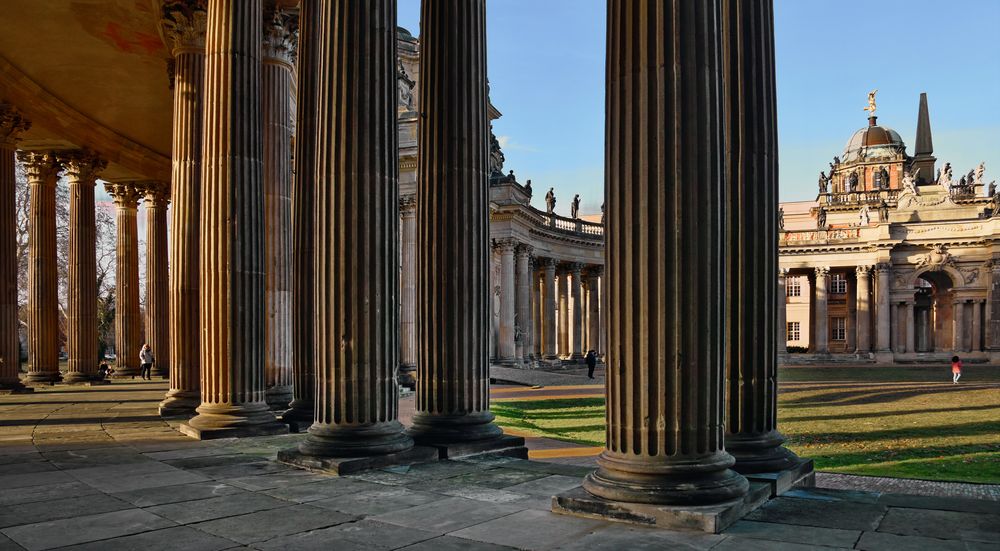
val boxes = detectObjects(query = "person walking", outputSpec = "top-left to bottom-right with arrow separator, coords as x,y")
585,349 -> 597,379
139,344 -> 154,381
951,355 -> 962,384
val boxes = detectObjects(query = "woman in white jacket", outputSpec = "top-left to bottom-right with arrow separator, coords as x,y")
139,344 -> 154,380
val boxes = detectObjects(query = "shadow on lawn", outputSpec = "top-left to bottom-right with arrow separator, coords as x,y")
781,383 -> 997,408
784,403 -> 1000,423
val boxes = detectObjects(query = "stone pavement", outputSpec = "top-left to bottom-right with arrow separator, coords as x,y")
0,381 -> 998,550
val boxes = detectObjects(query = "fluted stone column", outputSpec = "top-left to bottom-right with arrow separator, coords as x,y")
495,239 -> 517,363
875,263 -> 892,352
972,299 -> 983,351
61,151 -> 106,383
282,0 -> 319,429
954,300 -> 964,352
262,4 -> 296,410
557,271 -> 569,358
906,301 -> 916,353
569,263 -> 584,360
20,152 -> 61,384
160,1 -> 206,416
813,267 -> 830,354
580,0 -> 748,506
722,0 -> 799,475
399,196 -> 418,384
777,269 -> 788,355
856,266 -> 872,352
180,0 -> 286,439
105,183 -> 144,379
586,268 -> 601,357
532,263 -> 542,358
143,182 -> 170,378
0,107 -> 29,391
542,259 -> 557,359
411,0 -> 511,448
515,245 -> 532,363
286,0 -> 411,458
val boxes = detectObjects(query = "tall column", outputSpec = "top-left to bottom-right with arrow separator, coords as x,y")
288,0 -> 410,457
159,1 -> 206,416
855,266 -> 872,352
282,0 -> 318,428
813,267 -> 830,354
988,261 -> 1000,350
558,271 -> 569,357
581,0 -> 748,506
399,197 -> 417,384
721,0 -> 799,475
61,151 -> 106,383
569,263 -> 584,360
411,0 -> 508,447
19,152 -> 61,383
587,268 -> 601,357
0,108 -> 30,391
515,244 -> 533,363
181,0 -> 286,439
495,239 -> 517,363
531,263 -> 542,358
777,269 -> 788,355
875,263 -> 892,352
905,301 -> 916,353
542,259 -> 557,359
262,4 -> 296,410
105,183 -> 144,379
972,299 -> 983,351
953,300 -> 965,352
845,275 -> 856,352
143,182 -> 170,378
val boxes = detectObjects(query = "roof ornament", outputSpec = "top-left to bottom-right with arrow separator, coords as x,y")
863,89 -> 878,117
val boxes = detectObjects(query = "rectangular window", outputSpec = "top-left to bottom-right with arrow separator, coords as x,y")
787,321 -> 800,341
832,317 -> 846,341
831,273 -> 847,294
786,277 -> 801,297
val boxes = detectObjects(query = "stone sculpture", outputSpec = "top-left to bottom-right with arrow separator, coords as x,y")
818,171 -> 829,194
571,194 -> 581,219
863,89 -> 878,116
816,207 -> 827,229
901,169 -> 919,195
396,59 -> 414,111
778,206 -> 784,230
859,205 -> 871,226
848,171 -> 859,192
879,200 -> 890,223
545,187 -> 556,214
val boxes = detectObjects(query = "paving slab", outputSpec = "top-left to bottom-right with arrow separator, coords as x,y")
723,520 -> 861,548
551,522 -> 725,551
372,496 -> 523,535
451,508 -> 603,550
398,535 -> 518,551
502,474 -> 589,497
112,481 -> 246,507
192,503 -> 354,544
145,493 -> 290,525
311,486 -> 444,516
876,507 -> 1000,543
443,467 -> 548,489
0,470 -> 76,490
252,520 -> 439,551
0,508 -> 175,551
220,470 -> 329,491
260,477 -> 385,503
190,460 -> 292,480
743,495 -> 888,531
0,492 -> 133,528
711,536 -> 851,550
0,532 -> 20,551
67,464 -> 210,493
0,481 -> 99,507
0,461 -> 58,476
55,525 -> 236,551
856,530 -> 969,551
877,492 -> 1000,515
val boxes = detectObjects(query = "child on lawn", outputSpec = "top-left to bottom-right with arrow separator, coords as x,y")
951,355 -> 962,384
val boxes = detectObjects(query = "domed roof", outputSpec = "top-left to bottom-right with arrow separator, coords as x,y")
843,116 -> 906,162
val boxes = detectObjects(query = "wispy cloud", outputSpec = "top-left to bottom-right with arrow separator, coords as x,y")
497,135 -> 540,154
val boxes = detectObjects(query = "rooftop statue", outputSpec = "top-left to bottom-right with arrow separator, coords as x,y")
816,207 -> 827,229
847,171 -> 859,193
938,162 -> 953,192
859,205 -> 871,226
901,168 -> 920,195
571,194 -> 581,219
818,171 -> 829,194
396,59 -> 414,111
545,188 -> 556,215
989,180 -> 997,198
863,89 -> 878,116
975,162 -> 986,186
524,179 -> 532,196
778,206 -> 785,230
879,200 -> 890,223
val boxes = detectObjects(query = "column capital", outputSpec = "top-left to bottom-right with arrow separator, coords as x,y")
138,181 -> 171,207
539,257 -> 558,271
399,195 -> 416,215
567,262 -> 584,276
161,0 -> 208,55
875,262 -> 893,274
0,104 -> 31,146
588,265 -> 604,279
814,266 -> 830,278
856,265 -> 873,277
57,150 -> 106,184
104,182 -> 144,209
515,243 -> 533,257
493,237 -> 517,254
263,4 -> 298,66
16,151 -> 60,183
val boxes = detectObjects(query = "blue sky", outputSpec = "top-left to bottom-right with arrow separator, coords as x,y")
398,0 -> 999,211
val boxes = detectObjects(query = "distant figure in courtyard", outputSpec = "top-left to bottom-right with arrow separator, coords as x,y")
571,194 -> 581,219
951,356 -> 962,384
139,343 -> 154,381
545,187 -> 556,214
585,350 -> 597,379
98,362 -> 109,380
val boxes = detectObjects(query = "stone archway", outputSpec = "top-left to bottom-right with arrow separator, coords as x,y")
914,270 -> 956,352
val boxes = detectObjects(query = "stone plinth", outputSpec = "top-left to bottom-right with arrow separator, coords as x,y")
0,106 -> 30,392
277,446 -> 439,477
744,458 -> 815,498
553,482 -> 771,534
420,434 -> 528,461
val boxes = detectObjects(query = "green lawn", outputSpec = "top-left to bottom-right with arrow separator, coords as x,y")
492,366 -> 1000,484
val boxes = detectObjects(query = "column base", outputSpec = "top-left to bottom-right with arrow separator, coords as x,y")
278,400 -> 314,433
110,366 -> 140,379
62,372 -> 103,385
418,434 -> 528,460
152,365 -> 169,378
583,450 -> 750,506
726,431 -> 801,475
743,458 -> 815,498
408,411 -> 504,445
158,390 -> 200,418
278,445 -> 439,476
179,402 -> 289,440
553,482 -> 770,534
265,385 -> 293,411
298,420 -> 414,458
25,371 -> 61,384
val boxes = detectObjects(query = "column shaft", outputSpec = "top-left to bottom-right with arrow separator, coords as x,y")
160,4 -> 206,415
295,0 -> 410,456
813,267 -> 830,354
144,183 -> 170,378
105,183 -> 143,378
954,301 -> 964,352
531,265 -> 542,358
182,0 -> 286,438
558,272 -> 569,357
263,5 -> 296,410
777,270 -> 788,355
972,300 -> 982,351
399,197 -> 417,383
0,110 -> 29,390
412,0 -> 503,444
570,264 -> 583,359
587,271 -> 600,356
542,260 -> 557,359
856,266 -> 871,352
62,152 -> 105,383
284,0 -> 319,427
496,239 -> 516,362
515,245 -> 532,363
875,264 -> 892,351
585,0 -> 748,505
906,301 -> 916,353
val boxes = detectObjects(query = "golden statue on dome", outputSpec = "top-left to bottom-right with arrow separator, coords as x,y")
863,89 -> 878,116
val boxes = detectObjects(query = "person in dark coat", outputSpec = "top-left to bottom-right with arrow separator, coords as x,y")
585,350 -> 597,379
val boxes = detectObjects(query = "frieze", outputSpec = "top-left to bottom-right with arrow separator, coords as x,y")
903,223 -> 984,236
780,228 -> 861,245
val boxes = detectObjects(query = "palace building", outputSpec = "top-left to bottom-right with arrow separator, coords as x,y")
779,93 -> 998,363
